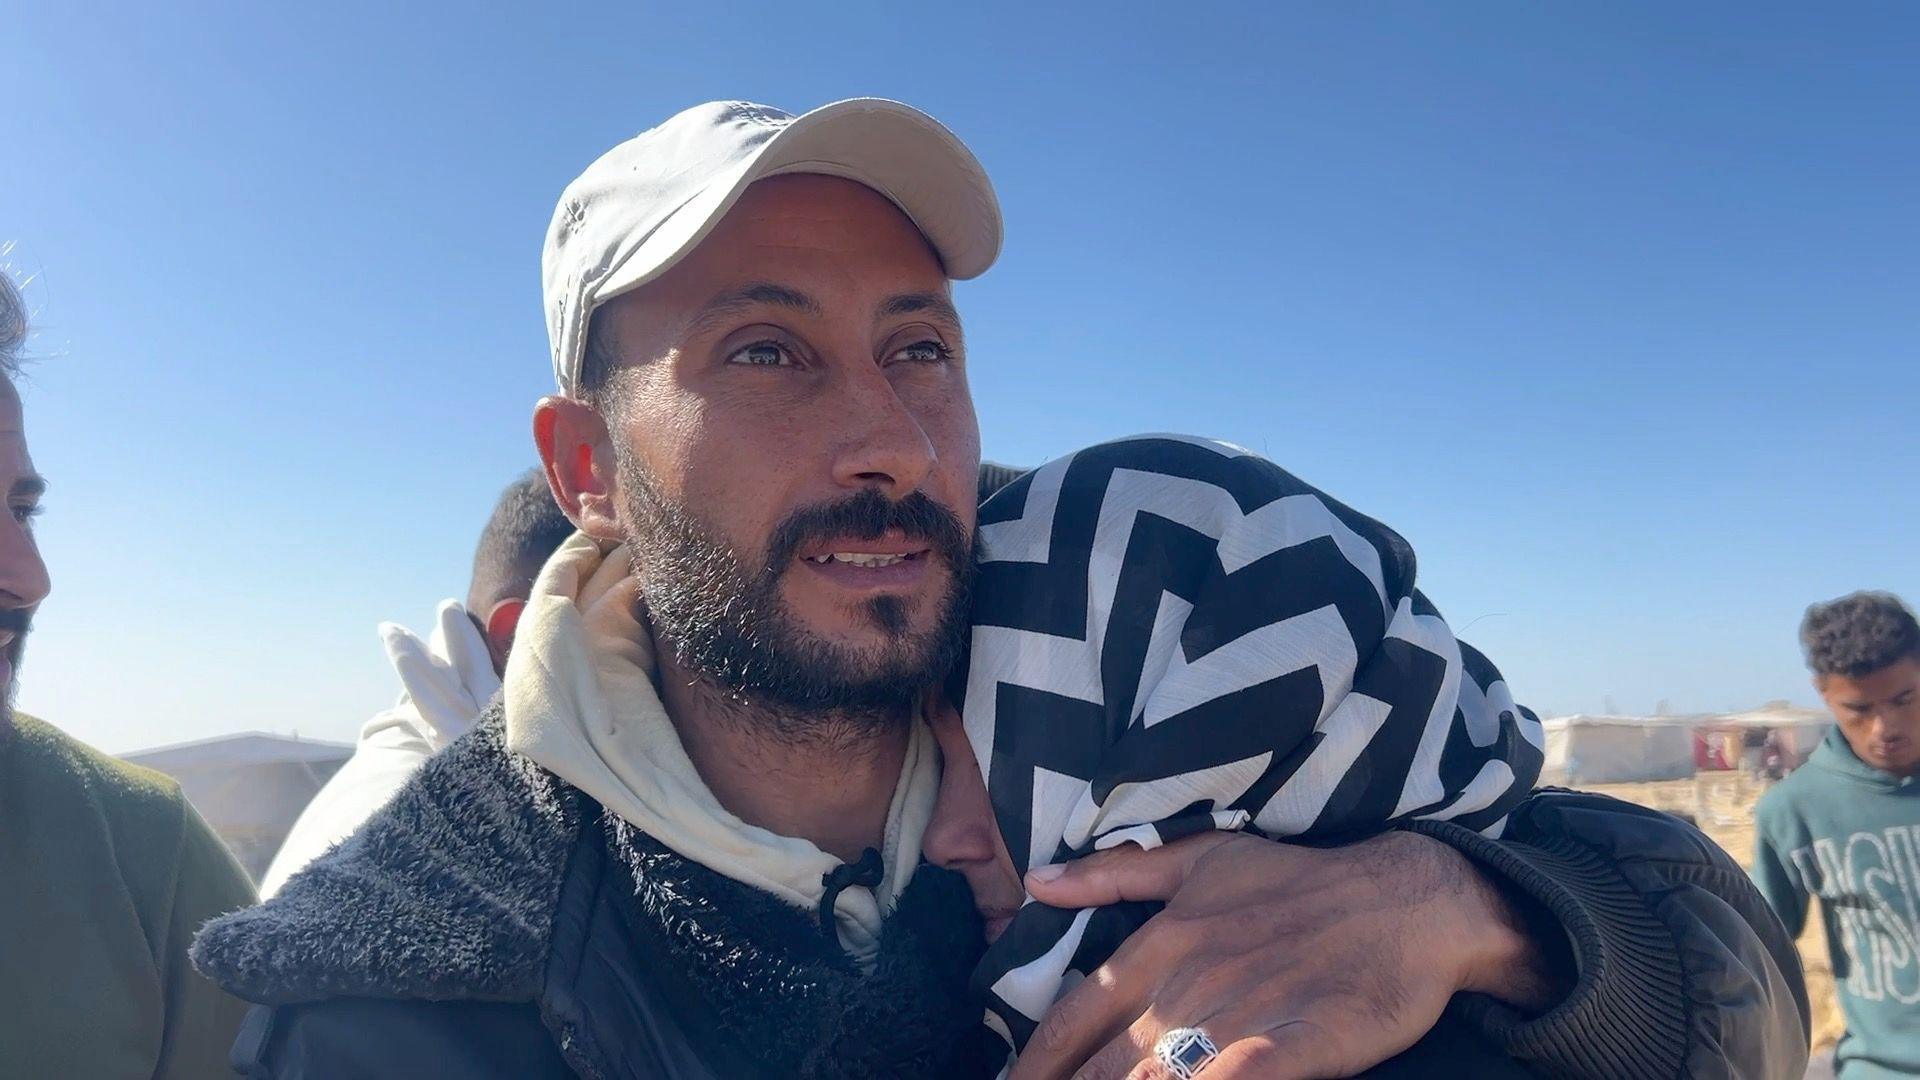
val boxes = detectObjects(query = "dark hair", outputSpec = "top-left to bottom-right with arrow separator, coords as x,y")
576,307 -> 622,406
1801,591 -> 1920,680
0,271 -> 25,378
467,468 -> 576,612
977,461 -> 1027,505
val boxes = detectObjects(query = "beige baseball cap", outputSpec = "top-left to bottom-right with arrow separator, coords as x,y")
542,98 -> 1003,397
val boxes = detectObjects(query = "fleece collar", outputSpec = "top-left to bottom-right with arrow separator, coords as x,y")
193,708 -> 581,1005
501,532 -> 939,963
190,705 -> 992,1077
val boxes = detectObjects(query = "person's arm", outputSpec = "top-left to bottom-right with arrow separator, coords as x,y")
1407,790 -> 1811,1079
154,801 -> 259,1080
1012,791 -> 1810,1080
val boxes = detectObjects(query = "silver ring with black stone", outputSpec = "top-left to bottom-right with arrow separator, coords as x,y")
1153,1026 -> 1220,1078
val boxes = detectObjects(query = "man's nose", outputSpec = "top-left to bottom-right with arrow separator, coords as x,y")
922,808 -> 995,869
0,520 -> 50,610
829,370 -> 936,496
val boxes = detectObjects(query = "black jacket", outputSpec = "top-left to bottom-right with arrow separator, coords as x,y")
1410,794 -> 1811,1077
194,712 -> 998,1079
193,711 -> 1808,1078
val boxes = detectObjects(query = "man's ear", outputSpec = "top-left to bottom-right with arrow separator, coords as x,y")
534,395 -> 622,543
483,598 -> 527,674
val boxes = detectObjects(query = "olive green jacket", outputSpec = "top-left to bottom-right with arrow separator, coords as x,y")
1,714 -> 257,1078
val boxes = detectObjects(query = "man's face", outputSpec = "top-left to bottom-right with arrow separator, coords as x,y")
595,175 -> 980,721
1819,656 -> 1920,776
0,378 -> 50,720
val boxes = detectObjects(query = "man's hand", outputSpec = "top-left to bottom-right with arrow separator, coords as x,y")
1008,830 -> 1566,1080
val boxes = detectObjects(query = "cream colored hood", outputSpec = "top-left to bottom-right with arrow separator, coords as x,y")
503,532 -> 938,963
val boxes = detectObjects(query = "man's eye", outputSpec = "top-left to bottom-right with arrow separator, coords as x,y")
890,340 -> 953,364
10,503 -> 40,525
727,341 -> 796,367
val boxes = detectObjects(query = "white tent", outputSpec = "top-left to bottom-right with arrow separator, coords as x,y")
1541,703 -> 1836,785
121,733 -> 353,883
1692,702 -> 1834,770
1706,702 -> 1832,756
1541,715 -> 1700,785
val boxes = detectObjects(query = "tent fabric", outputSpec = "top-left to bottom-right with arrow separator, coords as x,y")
1542,716 -> 1697,785
121,734 -> 353,882
1697,704 -> 1832,761
1698,707 -> 1830,744
1540,706 -> 1836,785
124,733 -> 354,770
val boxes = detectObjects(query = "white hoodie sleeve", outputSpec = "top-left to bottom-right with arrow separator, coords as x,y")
258,601 -> 501,898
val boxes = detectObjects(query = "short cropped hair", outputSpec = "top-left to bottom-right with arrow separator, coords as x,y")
467,468 -> 576,613
576,307 -> 622,406
977,461 -> 1026,505
0,271 -> 25,377
1801,591 -> 1920,680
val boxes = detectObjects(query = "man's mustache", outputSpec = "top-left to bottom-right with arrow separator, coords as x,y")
0,607 -> 32,637
0,606 -> 31,681
763,489 -> 971,573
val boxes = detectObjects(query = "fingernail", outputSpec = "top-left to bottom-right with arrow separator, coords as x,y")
1027,863 -> 1065,885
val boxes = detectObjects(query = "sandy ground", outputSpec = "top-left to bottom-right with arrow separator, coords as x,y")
1585,777 -> 1843,1060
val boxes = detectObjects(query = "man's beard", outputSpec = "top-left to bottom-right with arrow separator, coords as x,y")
616,446 -> 972,742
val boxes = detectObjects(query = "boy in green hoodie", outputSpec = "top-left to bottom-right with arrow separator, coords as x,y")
1756,590 -> 1920,1078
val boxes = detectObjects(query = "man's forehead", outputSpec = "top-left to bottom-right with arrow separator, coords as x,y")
725,172 -> 932,230
686,176 -> 947,274
1827,662 -> 1920,702
589,176 -> 961,360
679,281 -> 962,332
604,265 -> 956,324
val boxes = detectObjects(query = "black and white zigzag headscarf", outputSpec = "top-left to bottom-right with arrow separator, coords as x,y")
954,435 -> 1545,1064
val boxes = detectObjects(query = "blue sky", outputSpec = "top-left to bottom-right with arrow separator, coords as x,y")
5,2 -> 1915,752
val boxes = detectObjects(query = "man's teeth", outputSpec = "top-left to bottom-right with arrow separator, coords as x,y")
805,552 -> 912,568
